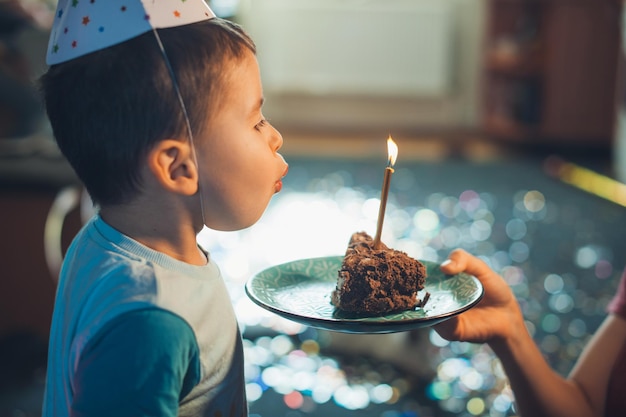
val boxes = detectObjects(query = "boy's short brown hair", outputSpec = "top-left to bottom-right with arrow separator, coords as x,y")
40,18 -> 255,206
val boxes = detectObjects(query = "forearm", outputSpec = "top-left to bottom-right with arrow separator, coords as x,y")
437,250 -> 626,416
489,328 -> 595,417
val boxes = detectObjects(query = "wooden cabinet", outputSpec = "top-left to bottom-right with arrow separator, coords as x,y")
0,187 -> 61,340
482,0 -> 622,147
0,157 -> 81,342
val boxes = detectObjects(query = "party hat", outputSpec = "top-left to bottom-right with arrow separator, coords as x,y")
46,0 -> 216,65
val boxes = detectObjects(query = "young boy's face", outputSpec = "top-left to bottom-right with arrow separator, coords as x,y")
195,50 -> 288,231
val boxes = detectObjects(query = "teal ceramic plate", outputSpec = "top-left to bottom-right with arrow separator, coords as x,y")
245,256 -> 484,334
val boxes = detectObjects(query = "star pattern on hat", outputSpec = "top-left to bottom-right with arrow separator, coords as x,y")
46,0 -> 215,65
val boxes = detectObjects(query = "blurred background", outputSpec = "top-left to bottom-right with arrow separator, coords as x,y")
1,0 -> 625,416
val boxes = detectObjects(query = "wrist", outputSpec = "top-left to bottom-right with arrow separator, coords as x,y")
487,306 -> 529,355
487,316 -> 534,364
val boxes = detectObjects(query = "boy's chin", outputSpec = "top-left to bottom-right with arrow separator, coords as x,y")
204,212 -> 264,232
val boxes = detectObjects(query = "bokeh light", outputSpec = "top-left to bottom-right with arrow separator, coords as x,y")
192,161 -> 624,416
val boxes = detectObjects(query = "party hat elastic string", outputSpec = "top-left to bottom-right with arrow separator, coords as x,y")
150,27 -> 208,228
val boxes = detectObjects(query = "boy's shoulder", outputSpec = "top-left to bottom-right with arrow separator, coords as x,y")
61,215 -> 231,340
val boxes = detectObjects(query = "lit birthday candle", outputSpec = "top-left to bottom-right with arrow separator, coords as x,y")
373,136 -> 398,249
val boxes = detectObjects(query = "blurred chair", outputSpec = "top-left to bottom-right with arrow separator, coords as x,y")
43,186 -> 93,281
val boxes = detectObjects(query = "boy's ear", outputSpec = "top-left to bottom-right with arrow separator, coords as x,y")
146,139 -> 198,196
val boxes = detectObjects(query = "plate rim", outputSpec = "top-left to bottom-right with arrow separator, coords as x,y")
245,255 -> 484,333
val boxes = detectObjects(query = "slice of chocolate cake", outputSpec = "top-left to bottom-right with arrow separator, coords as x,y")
331,231 -> 428,314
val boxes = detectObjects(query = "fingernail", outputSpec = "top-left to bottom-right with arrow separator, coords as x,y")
440,259 -> 453,268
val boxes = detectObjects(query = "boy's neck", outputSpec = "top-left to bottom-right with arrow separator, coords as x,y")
99,202 -> 208,266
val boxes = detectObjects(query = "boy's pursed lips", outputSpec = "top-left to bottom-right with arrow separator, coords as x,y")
275,164 -> 289,193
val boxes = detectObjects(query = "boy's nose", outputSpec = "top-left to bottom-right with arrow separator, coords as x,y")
270,125 -> 283,151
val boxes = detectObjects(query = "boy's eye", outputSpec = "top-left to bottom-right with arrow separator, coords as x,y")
255,118 -> 268,131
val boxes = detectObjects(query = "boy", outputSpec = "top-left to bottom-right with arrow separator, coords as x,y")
40,1 -> 288,415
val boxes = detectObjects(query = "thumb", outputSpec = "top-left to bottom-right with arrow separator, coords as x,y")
440,249 -> 493,280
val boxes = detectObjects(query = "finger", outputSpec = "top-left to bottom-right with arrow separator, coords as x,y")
433,316 -> 459,341
439,248 -> 466,274
441,249 -> 493,280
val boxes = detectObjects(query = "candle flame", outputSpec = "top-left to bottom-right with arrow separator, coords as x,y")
387,135 -> 398,167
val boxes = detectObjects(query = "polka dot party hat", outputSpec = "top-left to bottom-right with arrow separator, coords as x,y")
46,0 -> 216,65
